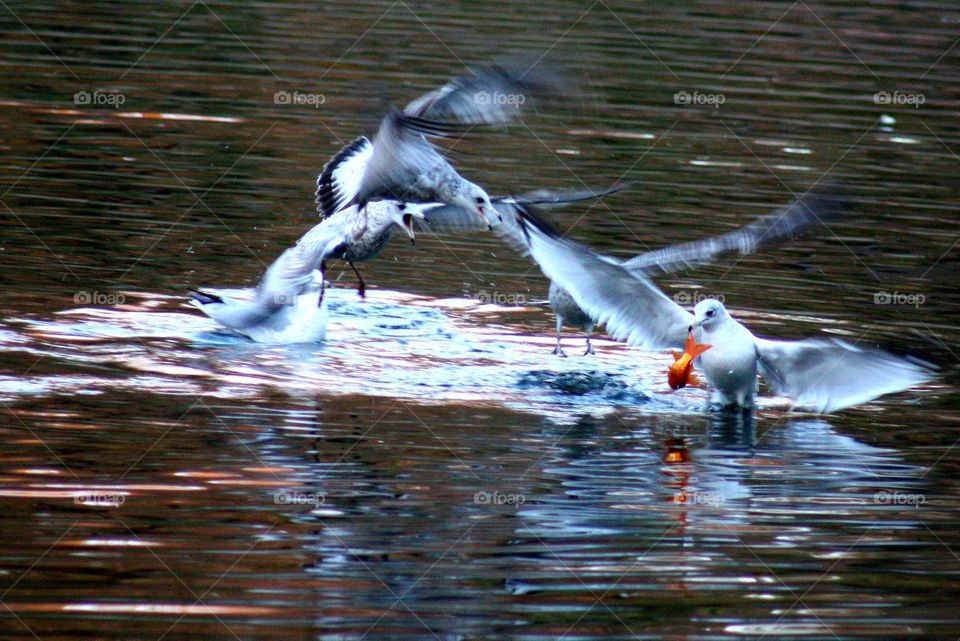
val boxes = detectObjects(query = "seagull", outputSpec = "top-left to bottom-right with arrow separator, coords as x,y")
328,62 -> 569,228
190,201 -> 419,343
547,189 -> 848,356
497,201 -> 935,413
315,121 -> 617,296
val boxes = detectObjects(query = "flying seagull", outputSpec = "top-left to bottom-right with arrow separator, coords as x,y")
547,188 -> 847,356
497,202 -> 934,413
315,122 -> 618,296
327,62 -> 569,228
190,202 -> 419,343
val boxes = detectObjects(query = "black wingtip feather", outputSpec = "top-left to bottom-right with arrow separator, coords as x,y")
188,288 -> 223,305
315,136 -> 370,219
513,202 -> 564,241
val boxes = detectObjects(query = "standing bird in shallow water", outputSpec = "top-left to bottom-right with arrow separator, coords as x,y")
496,201 -> 934,413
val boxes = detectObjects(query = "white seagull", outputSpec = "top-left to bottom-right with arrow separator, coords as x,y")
314,119 -> 616,296
547,189 -> 848,356
329,62 -> 568,227
190,201 -> 420,343
498,202 -> 935,413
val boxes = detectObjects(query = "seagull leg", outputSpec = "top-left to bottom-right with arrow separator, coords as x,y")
583,322 -> 596,356
349,262 -> 366,298
318,261 -> 327,306
551,316 -> 567,357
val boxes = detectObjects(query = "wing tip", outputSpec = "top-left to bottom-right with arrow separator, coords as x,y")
315,136 -> 372,218
188,288 -> 223,305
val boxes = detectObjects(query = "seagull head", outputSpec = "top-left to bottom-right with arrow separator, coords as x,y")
393,202 -> 427,243
693,298 -> 728,331
458,182 -> 495,228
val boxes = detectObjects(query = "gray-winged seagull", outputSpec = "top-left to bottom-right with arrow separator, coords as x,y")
497,202 -> 934,413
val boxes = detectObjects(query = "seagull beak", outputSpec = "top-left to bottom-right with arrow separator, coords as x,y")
401,213 -> 416,245
476,205 -> 494,231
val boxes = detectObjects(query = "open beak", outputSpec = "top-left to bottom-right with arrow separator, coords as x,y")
476,205 -> 494,231
401,213 -> 416,245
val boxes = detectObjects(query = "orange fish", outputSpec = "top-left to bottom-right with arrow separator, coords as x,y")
668,332 -> 712,390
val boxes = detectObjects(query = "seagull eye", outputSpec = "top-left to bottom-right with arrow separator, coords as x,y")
475,196 -> 484,204
706,310 -> 715,317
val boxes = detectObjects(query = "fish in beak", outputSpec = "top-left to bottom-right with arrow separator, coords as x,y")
668,330 -> 713,390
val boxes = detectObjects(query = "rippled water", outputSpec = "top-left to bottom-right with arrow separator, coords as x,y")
1,1 -> 959,639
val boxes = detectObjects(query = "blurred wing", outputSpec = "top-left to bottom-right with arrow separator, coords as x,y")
403,62 -> 568,128
417,185 -> 631,234
315,136 -> 374,219
754,337 -> 934,413
623,188 -> 847,275
499,203 -> 693,349
353,110 -> 449,207
256,212 -> 356,303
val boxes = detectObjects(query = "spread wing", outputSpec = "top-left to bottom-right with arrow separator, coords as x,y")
498,203 -> 693,349
623,188 -> 847,275
754,337 -> 935,413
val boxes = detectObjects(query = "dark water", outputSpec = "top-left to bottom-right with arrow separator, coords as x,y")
1,1 -> 959,639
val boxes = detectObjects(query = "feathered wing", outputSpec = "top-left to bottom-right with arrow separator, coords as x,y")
354,109 -> 452,207
315,136 -> 374,219
402,61 -> 568,126
417,184 -> 632,233
754,337 -> 935,413
623,188 -> 847,275
192,212 -> 357,332
497,203 -> 693,349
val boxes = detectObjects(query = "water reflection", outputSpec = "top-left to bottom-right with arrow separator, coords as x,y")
1,0 -> 959,638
